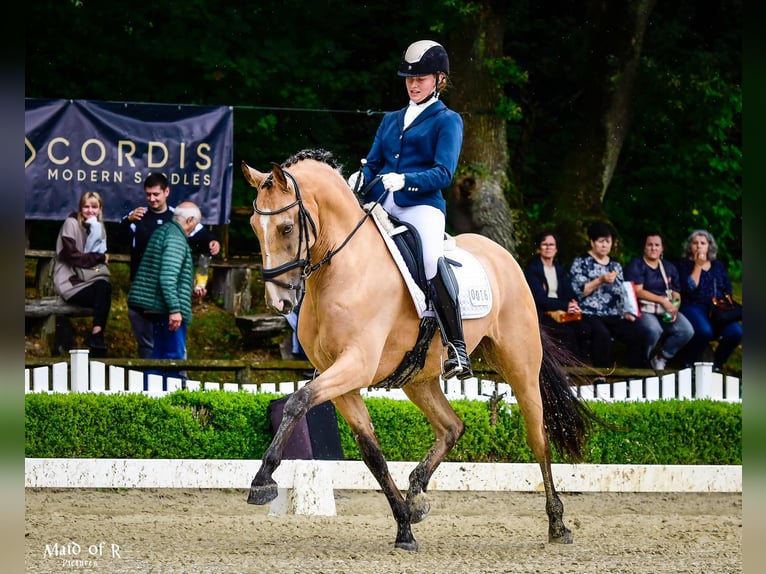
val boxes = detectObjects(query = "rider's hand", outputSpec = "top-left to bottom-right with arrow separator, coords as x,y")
381,172 -> 405,192
347,171 -> 364,191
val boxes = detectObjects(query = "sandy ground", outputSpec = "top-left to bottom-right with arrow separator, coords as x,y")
25,488 -> 741,573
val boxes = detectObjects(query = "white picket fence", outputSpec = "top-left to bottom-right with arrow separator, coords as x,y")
24,349 -> 741,403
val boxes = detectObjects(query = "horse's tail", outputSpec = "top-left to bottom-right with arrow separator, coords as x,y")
538,327 -> 597,463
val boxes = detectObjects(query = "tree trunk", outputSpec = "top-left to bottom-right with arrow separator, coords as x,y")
447,1 -> 516,256
549,0 -> 657,262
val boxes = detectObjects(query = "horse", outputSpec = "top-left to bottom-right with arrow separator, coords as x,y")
241,148 -> 598,551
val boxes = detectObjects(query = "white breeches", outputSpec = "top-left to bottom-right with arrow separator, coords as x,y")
382,193 -> 445,280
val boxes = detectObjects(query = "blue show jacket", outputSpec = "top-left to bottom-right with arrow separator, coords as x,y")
361,99 -> 463,215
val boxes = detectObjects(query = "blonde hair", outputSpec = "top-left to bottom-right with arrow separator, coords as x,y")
77,191 -> 104,227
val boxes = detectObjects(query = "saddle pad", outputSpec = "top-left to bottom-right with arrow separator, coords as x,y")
369,205 -> 492,320
445,245 -> 493,319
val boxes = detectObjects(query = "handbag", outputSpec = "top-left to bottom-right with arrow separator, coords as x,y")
75,263 -> 110,282
545,309 -> 582,323
709,294 -> 742,327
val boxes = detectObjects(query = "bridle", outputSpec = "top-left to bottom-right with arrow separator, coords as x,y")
252,169 -> 383,292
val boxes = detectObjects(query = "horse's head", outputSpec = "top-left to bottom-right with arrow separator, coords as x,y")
242,160 -> 315,315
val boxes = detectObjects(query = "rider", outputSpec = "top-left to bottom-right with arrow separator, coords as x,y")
347,40 -> 472,380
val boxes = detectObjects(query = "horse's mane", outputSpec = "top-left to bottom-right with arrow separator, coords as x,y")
260,148 -> 344,190
282,148 -> 343,171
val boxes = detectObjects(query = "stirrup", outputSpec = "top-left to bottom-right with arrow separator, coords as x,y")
441,342 -> 473,380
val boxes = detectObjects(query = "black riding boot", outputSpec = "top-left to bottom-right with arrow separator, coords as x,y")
430,258 -> 473,380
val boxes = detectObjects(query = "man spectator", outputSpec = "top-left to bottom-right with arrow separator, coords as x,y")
127,202 -> 204,388
117,172 -> 220,358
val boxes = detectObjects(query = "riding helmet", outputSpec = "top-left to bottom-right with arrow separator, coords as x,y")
397,40 -> 449,77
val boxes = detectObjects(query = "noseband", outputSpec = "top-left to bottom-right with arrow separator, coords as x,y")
252,169 -> 382,292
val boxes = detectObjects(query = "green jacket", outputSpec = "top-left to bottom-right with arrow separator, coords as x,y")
127,219 -> 194,324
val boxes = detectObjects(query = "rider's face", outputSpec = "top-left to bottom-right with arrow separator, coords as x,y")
406,75 -> 438,104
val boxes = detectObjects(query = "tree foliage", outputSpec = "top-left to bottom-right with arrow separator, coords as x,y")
25,0 -> 741,274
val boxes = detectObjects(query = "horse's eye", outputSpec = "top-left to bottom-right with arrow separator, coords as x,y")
282,224 -> 293,235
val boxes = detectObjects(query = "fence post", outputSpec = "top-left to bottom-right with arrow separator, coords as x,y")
694,362 -> 713,399
69,349 -> 90,393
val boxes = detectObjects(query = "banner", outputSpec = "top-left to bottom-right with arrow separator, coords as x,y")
25,98 -> 233,225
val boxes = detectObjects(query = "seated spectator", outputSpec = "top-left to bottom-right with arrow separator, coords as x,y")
524,230 -> 591,361
52,191 -> 112,355
625,232 -> 694,371
676,229 -> 742,372
569,221 -> 648,368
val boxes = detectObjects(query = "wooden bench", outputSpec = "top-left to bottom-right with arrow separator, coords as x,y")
25,297 -> 94,356
25,249 -> 261,315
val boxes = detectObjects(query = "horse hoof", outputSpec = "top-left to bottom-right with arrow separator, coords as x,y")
549,527 -> 574,544
247,482 -> 278,505
395,540 -> 419,552
407,492 -> 430,524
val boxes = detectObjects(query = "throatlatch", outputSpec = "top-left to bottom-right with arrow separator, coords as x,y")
429,257 -> 473,380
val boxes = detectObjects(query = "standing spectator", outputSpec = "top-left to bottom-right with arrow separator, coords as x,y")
625,232 -> 694,371
569,221 -> 648,368
524,230 -> 591,362
346,40 -> 471,380
127,202 -> 204,387
676,229 -> 742,372
117,172 -> 220,358
52,191 -> 112,355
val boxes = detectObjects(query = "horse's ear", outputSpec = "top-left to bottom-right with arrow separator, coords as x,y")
270,162 -> 289,190
241,161 -> 267,188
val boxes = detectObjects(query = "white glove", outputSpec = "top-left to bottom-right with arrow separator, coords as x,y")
347,170 -> 364,191
381,172 -> 405,192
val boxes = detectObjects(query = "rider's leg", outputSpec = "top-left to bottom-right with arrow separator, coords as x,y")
430,257 -> 473,380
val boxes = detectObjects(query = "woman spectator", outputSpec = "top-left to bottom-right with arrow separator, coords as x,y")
52,191 -> 112,355
624,232 -> 694,371
569,221 -> 648,368
524,230 -> 590,361
676,229 -> 742,372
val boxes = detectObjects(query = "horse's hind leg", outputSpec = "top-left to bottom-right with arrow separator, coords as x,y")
247,384 -> 315,505
487,342 -> 573,544
333,393 -> 419,551
403,377 -> 465,523
513,384 -> 572,543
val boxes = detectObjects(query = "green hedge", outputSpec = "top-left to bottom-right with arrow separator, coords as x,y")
25,391 -> 741,465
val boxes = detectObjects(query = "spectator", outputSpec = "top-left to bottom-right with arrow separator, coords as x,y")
52,191 -> 112,355
117,172 -> 220,358
127,202 -> 205,387
346,40 -> 471,380
676,229 -> 742,372
524,230 -> 591,361
625,232 -> 694,371
569,221 -> 648,368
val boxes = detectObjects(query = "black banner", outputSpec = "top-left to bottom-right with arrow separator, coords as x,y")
25,99 -> 233,225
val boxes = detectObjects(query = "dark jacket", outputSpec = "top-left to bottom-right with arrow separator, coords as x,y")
677,258 -> 732,307
361,99 -> 463,215
524,257 -> 577,315
116,206 -> 217,280
127,219 -> 194,324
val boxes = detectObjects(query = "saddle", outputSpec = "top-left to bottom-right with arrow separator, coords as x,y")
364,204 -> 492,388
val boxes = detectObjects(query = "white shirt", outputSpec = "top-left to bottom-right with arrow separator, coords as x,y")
403,95 -> 438,129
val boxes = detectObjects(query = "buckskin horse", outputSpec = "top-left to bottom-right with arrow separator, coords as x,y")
241,149 -> 597,551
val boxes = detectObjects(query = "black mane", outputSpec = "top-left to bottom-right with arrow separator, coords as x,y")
282,148 -> 342,170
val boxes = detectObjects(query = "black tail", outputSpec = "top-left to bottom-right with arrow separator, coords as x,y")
538,327 -> 599,463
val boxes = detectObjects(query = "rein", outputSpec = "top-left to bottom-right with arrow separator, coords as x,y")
253,169 -> 383,291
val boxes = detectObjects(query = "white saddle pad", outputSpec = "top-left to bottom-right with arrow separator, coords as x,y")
368,205 -> 492,320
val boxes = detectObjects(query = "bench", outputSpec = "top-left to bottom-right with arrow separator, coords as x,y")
25,297 -> 94,356
25,249 -> 260,315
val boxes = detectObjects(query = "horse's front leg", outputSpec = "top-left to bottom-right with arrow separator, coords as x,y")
334,393 -> 418,551
247,384 -> 315,505
404,378 -> 466,524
